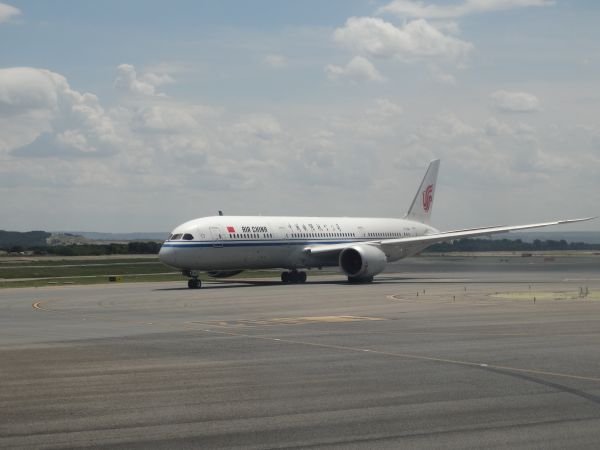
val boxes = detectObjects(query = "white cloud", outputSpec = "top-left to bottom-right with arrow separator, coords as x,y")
264,54 -> 287,69
484,117 -> 514,136
232,114 -> 282,139
428,63 -> 456,84
131,105 -> 198,133
114,64 -> 172,96
326,56 -> 386,82
0,67 -> 119,157
141,72 -> 174,87
333,17 -> 473,63
0,2 -> 20,22
0,65 -> 596,231
0,67 -> 59,114
0,66 -> 287,197
491,90 -> 540,113
366,98 -> 403,116
377,0 -> 554,19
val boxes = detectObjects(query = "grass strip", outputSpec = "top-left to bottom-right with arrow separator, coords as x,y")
0,270 -> 336,288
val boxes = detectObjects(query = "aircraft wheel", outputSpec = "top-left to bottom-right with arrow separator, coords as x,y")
288,271 -> 299,283
298,271 -> 307,283
281,272 -> 289,283
188,279 -> 201,289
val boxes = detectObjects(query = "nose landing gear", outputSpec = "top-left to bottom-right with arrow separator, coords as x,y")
183,270 -> 202,289
281,270 -> 307,284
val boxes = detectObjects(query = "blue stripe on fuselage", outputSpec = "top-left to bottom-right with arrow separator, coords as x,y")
161,240 -> 357,248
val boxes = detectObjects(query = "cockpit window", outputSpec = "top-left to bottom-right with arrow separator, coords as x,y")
171,233 -> 183,240
182,233 -> 194,240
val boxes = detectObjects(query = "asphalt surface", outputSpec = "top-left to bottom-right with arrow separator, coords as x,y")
1,256 -> 600,449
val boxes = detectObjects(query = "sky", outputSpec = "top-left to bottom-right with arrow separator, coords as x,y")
1,0 -> 599,232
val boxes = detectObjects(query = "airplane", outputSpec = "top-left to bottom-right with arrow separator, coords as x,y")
158,159 -> 594,289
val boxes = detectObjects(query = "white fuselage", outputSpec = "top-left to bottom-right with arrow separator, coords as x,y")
159,216 -> 438,271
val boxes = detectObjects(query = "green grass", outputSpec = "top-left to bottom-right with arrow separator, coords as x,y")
0,261 -> 171,279
0,273 -> 187,288
0,257 -> 335,288
0,257 -> 157,266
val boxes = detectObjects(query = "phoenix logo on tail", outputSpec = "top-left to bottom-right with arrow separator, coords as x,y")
422,184 -> 433,212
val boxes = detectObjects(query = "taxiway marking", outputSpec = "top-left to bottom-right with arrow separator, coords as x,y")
31,295 -> 600,385
189,315 -> 384,327
195,326 -> 600,384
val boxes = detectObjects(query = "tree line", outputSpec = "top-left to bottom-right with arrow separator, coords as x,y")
425,238 -> 600,252
3,241 -> 162,255
0,230 -> 50,249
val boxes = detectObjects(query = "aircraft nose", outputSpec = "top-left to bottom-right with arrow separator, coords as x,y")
158,244 -> 178,267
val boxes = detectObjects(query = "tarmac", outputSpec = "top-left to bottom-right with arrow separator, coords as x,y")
1,256 -> 600,449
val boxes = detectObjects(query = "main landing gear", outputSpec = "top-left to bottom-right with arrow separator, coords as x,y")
187,278 -> 201,289
281,270 -> 307,284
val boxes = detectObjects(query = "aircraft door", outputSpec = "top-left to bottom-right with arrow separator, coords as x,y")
209,226 -> 223,248
357,226 -> 365,239
278,226 -> 289,243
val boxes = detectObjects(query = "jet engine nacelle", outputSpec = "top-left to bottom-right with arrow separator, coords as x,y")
207,270 -> 244,278
339,245 -> 387,281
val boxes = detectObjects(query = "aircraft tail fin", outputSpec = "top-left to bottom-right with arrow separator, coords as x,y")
405,159 -> 440,225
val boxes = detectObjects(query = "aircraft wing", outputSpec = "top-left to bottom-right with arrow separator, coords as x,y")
304,217 -> 596,256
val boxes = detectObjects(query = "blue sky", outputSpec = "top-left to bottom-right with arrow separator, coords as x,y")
1,0 -> 599,231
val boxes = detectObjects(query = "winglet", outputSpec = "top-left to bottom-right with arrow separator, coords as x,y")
555,217 -> 597,225
405,159 -> 440,225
